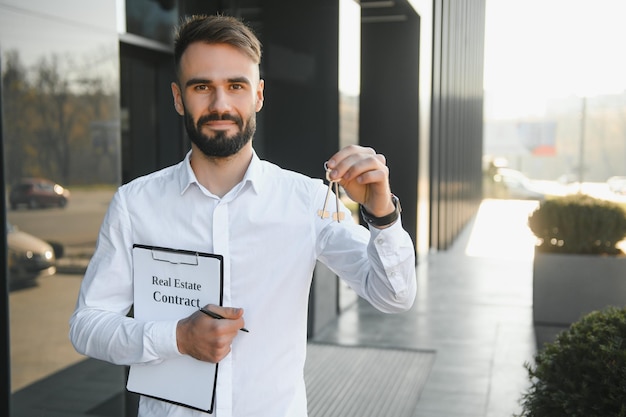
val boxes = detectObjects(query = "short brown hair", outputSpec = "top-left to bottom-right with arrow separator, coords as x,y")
174,14 -> 262,76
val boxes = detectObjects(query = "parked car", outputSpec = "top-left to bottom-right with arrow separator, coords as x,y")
7,222 -> 56,286
9,178 -> 70,209
493,168 -> 547,200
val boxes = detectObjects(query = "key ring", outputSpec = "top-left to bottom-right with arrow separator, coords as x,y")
317,162 -> 345,222
324,162 -> 332,182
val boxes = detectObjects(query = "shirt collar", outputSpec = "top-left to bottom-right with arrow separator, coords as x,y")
178,149 -> 265,196
242,150 -> 264,195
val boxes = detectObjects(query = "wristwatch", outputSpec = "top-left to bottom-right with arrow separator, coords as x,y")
360,194 -> 401,227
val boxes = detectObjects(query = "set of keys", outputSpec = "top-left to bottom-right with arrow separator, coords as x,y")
317,162 -> 345,222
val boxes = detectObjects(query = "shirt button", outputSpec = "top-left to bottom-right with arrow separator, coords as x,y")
376,238 -> 384,245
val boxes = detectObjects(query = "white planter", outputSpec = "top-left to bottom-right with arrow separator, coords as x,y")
533,250 -> 626,326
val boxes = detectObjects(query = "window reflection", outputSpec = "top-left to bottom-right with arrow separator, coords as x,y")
0,0 -> 120,403
125,0 -> 178,45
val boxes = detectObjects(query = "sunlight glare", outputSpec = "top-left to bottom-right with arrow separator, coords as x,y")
465,199 -> 540,260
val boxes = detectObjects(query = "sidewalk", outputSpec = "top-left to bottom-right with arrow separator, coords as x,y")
313,198 -> 541,417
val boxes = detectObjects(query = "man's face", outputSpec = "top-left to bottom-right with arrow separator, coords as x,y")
171,43 -> 264,158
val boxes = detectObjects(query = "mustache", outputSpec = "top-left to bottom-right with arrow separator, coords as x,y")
197,113 -> 243,127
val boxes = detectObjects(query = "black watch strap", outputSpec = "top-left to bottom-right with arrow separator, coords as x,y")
360,195 -> 401,227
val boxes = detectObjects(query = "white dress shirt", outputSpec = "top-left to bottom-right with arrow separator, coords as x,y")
70,150 -> 416,417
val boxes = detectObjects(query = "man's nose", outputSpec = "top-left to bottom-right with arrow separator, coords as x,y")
209,88 -> 231,113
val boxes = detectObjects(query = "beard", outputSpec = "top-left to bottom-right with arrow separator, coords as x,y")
184,110 -> 256,158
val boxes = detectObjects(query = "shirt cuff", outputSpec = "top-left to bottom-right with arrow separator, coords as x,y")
369,215 -> 414,295
368,214 -> 407,252
147,320 -> 184,360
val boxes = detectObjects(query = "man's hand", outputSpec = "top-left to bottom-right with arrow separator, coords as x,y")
176,304 -> 245,363
326,145 -> 396,219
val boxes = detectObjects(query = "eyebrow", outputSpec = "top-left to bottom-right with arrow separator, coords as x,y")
185,76 -> 252,88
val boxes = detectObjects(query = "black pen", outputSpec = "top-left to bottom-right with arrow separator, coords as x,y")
200,307 -> 249,333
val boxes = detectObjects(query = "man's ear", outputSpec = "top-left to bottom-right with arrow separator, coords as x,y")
171,82 -> 184,115
255,79 -> 265,112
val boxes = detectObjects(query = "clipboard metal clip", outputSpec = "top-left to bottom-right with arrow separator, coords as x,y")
151,249 -> 199,265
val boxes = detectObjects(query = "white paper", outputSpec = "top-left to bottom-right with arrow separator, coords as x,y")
127,245 -> 223,413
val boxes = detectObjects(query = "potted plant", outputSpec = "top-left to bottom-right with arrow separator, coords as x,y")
528,193 -> 626,326
517,306 -> 626,417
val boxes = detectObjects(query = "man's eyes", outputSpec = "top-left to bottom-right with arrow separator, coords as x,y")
192,84 -> 245,91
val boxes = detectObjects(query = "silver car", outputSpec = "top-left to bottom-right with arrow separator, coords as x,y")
7,222 -> 56,286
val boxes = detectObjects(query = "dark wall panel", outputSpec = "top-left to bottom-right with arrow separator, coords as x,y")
430,0 -> 485,250
258,0 -> 340,178
120,43 -> 184,184
360,1 -> 420,246
0,57 -> 8,416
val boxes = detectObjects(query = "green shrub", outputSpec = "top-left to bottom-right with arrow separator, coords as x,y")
527,194 -> 626,254
517,307 -> 626,417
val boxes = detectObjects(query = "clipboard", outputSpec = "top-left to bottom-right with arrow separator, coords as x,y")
126,244 -> 224,414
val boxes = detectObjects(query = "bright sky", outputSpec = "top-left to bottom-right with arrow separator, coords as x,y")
484,0 -> 626,118
339,0 -> 361,96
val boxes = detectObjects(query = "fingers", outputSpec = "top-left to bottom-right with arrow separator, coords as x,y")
205,304 -> 244,320
325,145 -> 392,210
176,305 -> 245,363
201,305 -> 246,337
326,145 -> 388,184
194,321 -> 235,363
